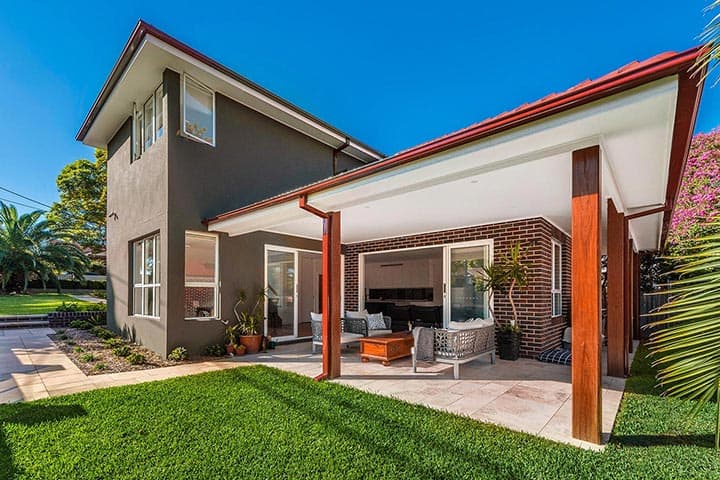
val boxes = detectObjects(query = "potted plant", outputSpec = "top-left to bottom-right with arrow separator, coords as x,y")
234,343 -> 247,356
480,242 -> 529,361
233,288 -> 266,354
224,323 -> 237,355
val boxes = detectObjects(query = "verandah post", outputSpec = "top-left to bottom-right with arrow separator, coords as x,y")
571,145 -> 603,444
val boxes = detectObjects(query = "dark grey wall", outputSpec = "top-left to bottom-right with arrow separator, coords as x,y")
164,69 -> 349,354
106,88 -> 169,356
105,68 -> 364,357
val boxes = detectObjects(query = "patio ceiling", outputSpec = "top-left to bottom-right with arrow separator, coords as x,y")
209,76 -> 680,251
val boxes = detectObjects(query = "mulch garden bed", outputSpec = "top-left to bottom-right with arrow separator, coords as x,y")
49,327 -> 208,375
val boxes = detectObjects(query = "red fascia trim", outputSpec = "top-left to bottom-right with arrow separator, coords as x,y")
206,47 -> 703,226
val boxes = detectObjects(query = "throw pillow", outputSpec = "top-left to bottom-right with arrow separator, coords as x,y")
345,310 -> 369,319
366,313 -> 387,330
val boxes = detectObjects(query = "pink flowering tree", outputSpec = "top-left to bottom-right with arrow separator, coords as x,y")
667,129 -> 720,252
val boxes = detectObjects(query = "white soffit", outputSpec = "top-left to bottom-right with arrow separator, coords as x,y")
209,76 -> 678,251
82,36 -> 380,162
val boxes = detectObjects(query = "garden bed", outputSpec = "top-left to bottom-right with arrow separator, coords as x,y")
49,327 -> 192,375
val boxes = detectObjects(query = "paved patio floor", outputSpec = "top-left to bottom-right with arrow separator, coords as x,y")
0,328 -> 629,450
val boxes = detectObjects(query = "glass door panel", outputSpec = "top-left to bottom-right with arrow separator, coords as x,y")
266,250 -> 295,339
448,244 -> 489,323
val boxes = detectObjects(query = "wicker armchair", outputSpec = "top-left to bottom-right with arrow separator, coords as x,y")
342,316 -> 392,337
310,314 -> 368,353
412,325 -> 496,379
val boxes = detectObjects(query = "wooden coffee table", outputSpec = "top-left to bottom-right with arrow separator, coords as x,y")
359,332 -> 414,366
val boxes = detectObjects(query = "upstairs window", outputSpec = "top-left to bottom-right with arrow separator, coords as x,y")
132,83 -> 164,161
182,74 -> 215,146
551,240 -> 562,317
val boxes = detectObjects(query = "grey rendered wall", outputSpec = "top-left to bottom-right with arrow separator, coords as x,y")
164,69 -> 351,354
105,86 -> 169,356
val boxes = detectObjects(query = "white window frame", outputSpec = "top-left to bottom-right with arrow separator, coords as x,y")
132,233 -> 160,318
132,83 -> 164,161
184,231 -> 220,320
182,73 -> 216,147
551,240 -> 562,317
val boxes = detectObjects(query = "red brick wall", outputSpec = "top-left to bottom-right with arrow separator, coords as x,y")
342,217 -> 571,357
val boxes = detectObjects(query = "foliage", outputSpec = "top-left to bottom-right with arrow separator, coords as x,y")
2,355 -> 720,479
0,203 -> 90,293
104,338 -> 124,348
93,363 -> 107,372
58,334 -> 68,341
646,225 -> 720,447
91,289 -> 107,300
126,353 -> 146,365
79,353 -> 96,362
113,346 -> 131,358
478,242 -> 529,330
69,320 -> 93,330
55,301 -> 80,312
72,346 -> 84,353
47,149 -> 107,256
204,344 -> 225,357
91,326 -> 115,340
232,288 -> 267,336
668,130 -> 720,252
168,347 -> 189,361
694,1 -> 720,85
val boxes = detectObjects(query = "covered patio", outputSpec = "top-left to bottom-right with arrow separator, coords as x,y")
206,48 -> 703,445
241,342 -> 630,450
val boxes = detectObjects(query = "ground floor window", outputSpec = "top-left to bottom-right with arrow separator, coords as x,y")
184,232 -> 219,319
449,243 -> 491,321
551,240 -> 562,316
132,233 -> 160,317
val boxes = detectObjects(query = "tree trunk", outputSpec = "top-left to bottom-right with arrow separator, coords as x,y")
508,278 -> 517,327
22,271 -> 28,293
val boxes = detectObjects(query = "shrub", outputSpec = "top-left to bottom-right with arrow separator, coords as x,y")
56,301 -> 80,313
66,340 -> 76,346
93,363 -> 107,372
58,334 -> 69,341
69,320 -> 93,330
56,329 -> 66,334
127,353 -> 145,365
87,313 -> 106,326
168,347 -> 189,361
92,326 -> 115,340
73,346 -> 84,353
113,345 -> 132,357
80,353 -> 96,362
104,338 -> 124,348
204,344 -> 225,357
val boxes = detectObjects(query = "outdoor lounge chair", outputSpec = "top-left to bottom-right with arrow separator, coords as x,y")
411,324 -> 496,379
310,313 -> 365,353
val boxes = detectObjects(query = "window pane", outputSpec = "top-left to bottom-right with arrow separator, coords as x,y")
184,77 -> 214,143
144,237 -> 155,284
134,109 -> 143,158
184,286 -> 215,318
184,233 -> 216,283
553,244 -> 561,290
553,293 -> 562,316
145,287 -> 154,316
450,246 -> 488,321
133,287 -> 143,315
155,85 -> 164,139
153,286 -> 160,317
133,241 -> 143,285
143,97 -> 154,150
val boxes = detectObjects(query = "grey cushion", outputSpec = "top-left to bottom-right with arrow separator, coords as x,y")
368,329 -> 392,337
367,313 -> 386,330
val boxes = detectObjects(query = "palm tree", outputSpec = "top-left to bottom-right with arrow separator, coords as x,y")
695,1 -> 720,84
646,222 -> 720,448
0,202 -> 89,293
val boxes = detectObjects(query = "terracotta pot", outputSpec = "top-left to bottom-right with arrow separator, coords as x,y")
225,344 -> 235,355
234,344 -> 247,356
238,335 -> 262,354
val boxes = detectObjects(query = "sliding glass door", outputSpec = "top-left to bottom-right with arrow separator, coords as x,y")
445,242 -> 491,324
265,246 -> 322,341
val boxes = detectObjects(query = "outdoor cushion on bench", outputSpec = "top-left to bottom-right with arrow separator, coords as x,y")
537,348 -> 572,366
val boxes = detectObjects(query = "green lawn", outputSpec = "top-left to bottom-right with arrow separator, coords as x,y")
0,348 -> 718,479
0,294 -> 96,315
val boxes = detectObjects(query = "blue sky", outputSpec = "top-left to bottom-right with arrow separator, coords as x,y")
0,0 -> 717,212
